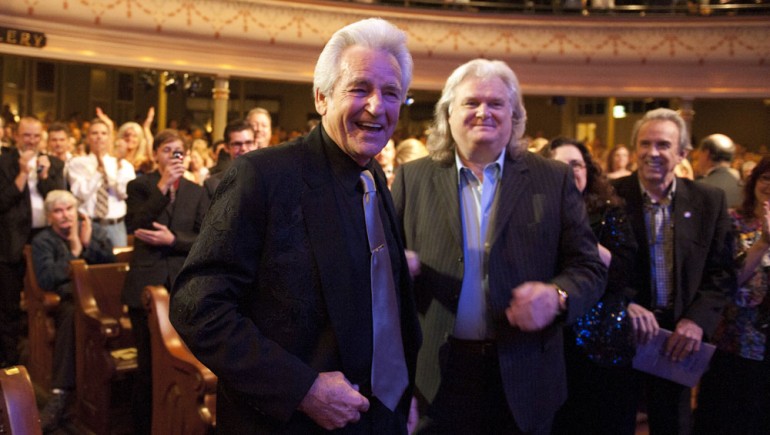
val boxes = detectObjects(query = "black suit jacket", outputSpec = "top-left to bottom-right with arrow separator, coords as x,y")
613,173 -> 734,337
170,126 -> 421,433
123,172 -> 207,309
391,151 -> 606,432
203,170 -> 223,203
0,149 -> 65,263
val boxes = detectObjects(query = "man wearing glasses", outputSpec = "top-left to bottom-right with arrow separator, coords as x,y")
204,119 -> 258,201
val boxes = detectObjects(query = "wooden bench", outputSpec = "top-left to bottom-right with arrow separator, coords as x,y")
143,285 -> 216,435
70,259 -> 137,435
22,245 -> 60,392
0,365 -> 42,435
112,246 -> 133,264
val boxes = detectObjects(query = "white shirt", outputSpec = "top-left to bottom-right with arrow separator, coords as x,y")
68,153 -> 135,219
26,156 -> 47,229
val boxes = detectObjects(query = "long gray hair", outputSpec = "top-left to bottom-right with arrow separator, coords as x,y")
427,59 -> 527,163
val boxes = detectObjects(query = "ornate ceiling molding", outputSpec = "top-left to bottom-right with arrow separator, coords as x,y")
1,0 -> 768,97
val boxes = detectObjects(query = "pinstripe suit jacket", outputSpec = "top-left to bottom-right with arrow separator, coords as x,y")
392,150 -> 606,432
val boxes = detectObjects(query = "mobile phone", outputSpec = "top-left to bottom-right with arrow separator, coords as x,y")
172,150 -> 184,160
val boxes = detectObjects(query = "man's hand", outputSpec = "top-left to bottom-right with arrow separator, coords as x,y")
297,371 -> 370,430
597,242 -> 612,268
79,213 -> 93,249
505,282 -> 560,331
95,107 -> 115,134
68,214 -> 83,258
407,396 -> 419,434
628,302 -> 659,345
37,154 -> 51,179
405,250 -> 421,278
665,318 -> 703,362
14,149 -> 36,191
157,156 -> 185,194
134,222 -> 175,246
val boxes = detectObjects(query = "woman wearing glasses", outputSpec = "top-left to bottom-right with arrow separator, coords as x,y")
542,137 -> 639,434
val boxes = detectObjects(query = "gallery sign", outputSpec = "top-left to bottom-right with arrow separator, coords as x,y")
0,27 -> 46,48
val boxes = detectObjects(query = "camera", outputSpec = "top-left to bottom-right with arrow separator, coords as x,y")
172,150 -> 184,160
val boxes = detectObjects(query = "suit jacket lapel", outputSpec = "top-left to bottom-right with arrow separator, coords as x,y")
673,179 -> 699,305
489,152 -> 530,248
300,131 -> 362,371
433,162 -> 462,249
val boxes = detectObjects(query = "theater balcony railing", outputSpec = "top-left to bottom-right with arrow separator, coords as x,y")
347,0 -> 770,16
0,0 -> 768,98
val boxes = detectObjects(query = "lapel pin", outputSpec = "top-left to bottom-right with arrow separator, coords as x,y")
684,211 -> 692,219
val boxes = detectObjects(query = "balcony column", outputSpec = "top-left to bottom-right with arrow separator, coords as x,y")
212,76 -> 230,142
157,71 -> 168,131
606,96 -> 617,150
678,97 -> 696,148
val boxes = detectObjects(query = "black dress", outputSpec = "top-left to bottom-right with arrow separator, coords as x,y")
552,203 -> 639,435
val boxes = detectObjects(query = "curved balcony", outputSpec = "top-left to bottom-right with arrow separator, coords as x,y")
0,0 -> 767,97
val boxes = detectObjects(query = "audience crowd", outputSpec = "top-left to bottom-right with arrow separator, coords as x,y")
1,66 -> 768,435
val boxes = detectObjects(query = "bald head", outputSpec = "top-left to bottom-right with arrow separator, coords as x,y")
700,134 -> 735,163
15,117 -> 44,152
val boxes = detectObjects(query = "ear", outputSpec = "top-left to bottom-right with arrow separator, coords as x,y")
314,88 -> 328,116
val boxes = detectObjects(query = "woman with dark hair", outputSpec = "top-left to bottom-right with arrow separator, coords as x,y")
606,144 -> 633,180
693,157 -> 770,435
542,137 -> 639,434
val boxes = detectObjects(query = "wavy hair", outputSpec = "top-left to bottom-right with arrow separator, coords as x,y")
427,59 -> 527,164
740,156 -> 770,218
313,18 -> 412,102
541,137 -> 622,214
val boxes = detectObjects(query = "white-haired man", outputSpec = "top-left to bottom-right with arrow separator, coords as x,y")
392,59 -> 606,434
171,18 -> 421,433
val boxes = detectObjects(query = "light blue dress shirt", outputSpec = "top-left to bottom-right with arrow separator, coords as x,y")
453,150 -> 505,340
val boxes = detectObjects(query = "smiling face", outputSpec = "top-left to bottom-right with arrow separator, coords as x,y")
15,119 -> 43,152
449,76 -> 513,164
248,112 -> 272,149
635,119 -> 683,195
315,45 -> 403,167
121,128 -> 140,151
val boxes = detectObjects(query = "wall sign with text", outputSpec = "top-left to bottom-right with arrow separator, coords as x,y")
0,28 -> 46,48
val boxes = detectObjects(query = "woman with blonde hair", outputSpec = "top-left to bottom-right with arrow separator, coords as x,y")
395,137 -> 429,166
117,122 -> 154,174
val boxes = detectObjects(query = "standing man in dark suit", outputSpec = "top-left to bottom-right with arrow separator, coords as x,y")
124,129 -> 208,434
391,59 -> 606,435
0,116 -> 65,368
171,18 -> 421,434
613,108 -> 734,435
695,133 -> 742,208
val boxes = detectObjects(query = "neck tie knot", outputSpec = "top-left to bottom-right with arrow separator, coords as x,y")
360,169 -> 376,194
